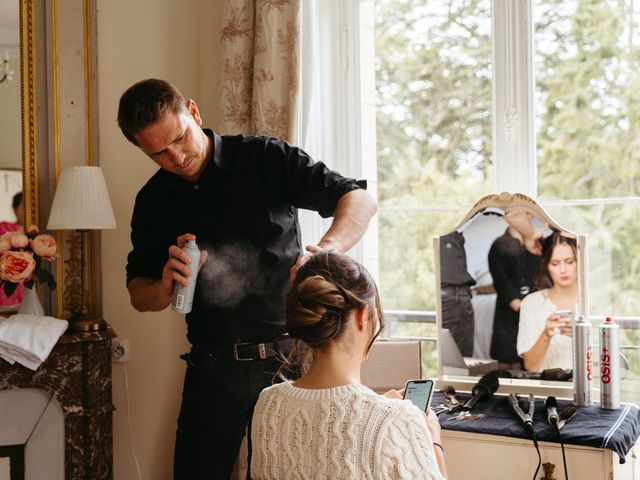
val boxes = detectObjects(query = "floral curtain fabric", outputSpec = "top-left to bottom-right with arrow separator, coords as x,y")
219,0 -> 300,143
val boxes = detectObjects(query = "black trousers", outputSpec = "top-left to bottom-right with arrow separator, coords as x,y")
173,350 -> 287,480
441,291 -> 475,357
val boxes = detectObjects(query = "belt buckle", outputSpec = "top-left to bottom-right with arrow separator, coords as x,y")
233,342 -> 268,361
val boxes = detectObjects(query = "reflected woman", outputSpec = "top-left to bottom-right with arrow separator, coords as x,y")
0,192 -> 24,306
517,232 -> 578,372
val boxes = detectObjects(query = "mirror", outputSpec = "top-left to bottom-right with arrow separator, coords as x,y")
0,1 -> 26,311
435,192 -> 580,382
0,1 -> 22,217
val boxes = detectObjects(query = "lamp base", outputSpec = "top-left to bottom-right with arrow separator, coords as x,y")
68,316 -> 107,332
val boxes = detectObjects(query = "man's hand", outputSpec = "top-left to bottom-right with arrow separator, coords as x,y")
523,228 -> 545,256
505,209 -> 545,256
289,245 -> 323,282
509,298 -> 522,312
128,233 -> 208,312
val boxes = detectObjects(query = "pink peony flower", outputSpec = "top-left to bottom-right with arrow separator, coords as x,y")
0,231 -> 23,243
31,234 -> 57,260
0,250 -> 36,284
0,240 -> 10,253
9,233 -> 29,249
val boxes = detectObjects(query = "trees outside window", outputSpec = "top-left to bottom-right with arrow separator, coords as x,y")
301,0 -> 640,396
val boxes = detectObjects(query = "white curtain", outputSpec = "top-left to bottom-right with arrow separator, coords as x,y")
297,0 -> 373,264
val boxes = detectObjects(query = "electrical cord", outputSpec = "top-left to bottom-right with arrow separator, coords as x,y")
110,325 -> 143,480
550,419 -> 569,480
527,425 -> 542,480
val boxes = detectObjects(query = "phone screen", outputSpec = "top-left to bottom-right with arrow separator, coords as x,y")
403,380 -> 434,412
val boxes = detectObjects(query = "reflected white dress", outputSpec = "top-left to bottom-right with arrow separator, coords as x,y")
517,289 -> 573,371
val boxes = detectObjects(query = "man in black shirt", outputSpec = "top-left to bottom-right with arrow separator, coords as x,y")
117,79 -> 377,480
488,211 -> 543,369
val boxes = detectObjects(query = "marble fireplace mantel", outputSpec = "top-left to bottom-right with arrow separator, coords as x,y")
0,328 -> 115,479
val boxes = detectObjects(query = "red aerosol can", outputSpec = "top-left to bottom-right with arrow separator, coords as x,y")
599,316 -> 620,410
573,315 -> 593,406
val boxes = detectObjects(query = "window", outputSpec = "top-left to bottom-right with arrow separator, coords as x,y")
300,1 -> 639,396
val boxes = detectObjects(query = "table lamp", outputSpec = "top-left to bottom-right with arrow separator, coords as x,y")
47,166 -> 117,331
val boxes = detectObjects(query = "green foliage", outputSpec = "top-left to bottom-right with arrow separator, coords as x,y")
375,0 -> 493,208
536,0 -> 640,200
375,0 -> 493,310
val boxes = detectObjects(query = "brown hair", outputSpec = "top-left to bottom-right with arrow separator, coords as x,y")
12,191 -> 22,211
117,79 -> 188,145
286,250 -> 384,355
535,231 -> 578,289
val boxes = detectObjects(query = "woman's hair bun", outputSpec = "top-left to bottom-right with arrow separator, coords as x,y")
286,275 -> 347,347
285,250 -> 383,351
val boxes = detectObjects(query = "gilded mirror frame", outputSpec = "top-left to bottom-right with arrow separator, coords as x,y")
20,0 -> 38,227
17,0 -> 103,320
434,192 -> 583,396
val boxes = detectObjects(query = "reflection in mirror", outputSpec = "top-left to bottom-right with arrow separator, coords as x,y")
436,193 -> 579,381
0,0 -> 21,170
0,1 -> 23,311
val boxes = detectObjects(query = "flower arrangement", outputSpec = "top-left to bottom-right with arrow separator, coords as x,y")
0,226 -> 57,297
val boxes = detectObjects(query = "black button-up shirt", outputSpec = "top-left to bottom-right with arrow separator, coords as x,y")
126,130 -> 366,346
439,231 -> 476,287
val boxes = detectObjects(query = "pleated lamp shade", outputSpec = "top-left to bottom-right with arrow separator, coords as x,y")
47,166 -> 117,230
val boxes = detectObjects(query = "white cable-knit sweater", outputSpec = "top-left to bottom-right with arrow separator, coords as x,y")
250,382 -> 444,480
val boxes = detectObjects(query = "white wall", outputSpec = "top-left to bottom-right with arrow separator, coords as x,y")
97,1 -> 223,478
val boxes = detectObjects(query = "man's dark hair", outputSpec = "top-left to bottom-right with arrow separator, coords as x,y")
12,191 -> 22,211
117,79 -> 188,145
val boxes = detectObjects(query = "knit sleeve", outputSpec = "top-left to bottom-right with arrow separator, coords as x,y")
376,403 -> 445,480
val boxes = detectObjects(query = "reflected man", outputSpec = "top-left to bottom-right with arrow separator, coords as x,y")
440,231 -> 476,357
488,211 -> 542,369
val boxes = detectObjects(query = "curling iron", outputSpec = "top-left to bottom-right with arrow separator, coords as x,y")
507,393 -> 536,430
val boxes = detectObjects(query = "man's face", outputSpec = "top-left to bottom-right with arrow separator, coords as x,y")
134,99 -> 211,182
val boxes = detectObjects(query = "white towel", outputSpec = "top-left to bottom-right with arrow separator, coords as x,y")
0,314 -> 68,370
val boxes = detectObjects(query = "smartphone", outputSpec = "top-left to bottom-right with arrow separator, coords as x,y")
555,309 -> 572,319
402,379 -> 435,412
555,310 -> 573,325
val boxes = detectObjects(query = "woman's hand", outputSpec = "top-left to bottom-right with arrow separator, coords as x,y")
424,408 -> 442,444
543,312 -> 573,339
382,389 -> 403,400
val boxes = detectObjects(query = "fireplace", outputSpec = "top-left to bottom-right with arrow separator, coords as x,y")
0,329 -> 114,479
0,445 -> 24,480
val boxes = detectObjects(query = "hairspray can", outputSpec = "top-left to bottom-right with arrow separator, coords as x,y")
573,315 -> 593,406
599,317 -> 620,410
171,240 -> 201,314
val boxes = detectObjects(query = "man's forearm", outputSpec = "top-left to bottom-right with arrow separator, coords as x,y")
318,189 -> 377,252
128,277 -> 173,312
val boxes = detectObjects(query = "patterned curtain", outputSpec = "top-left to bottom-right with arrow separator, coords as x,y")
219,0 -> 300,143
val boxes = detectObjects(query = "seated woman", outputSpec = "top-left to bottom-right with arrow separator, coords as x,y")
517,232 -> 578,372
251,250 -> 446,479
